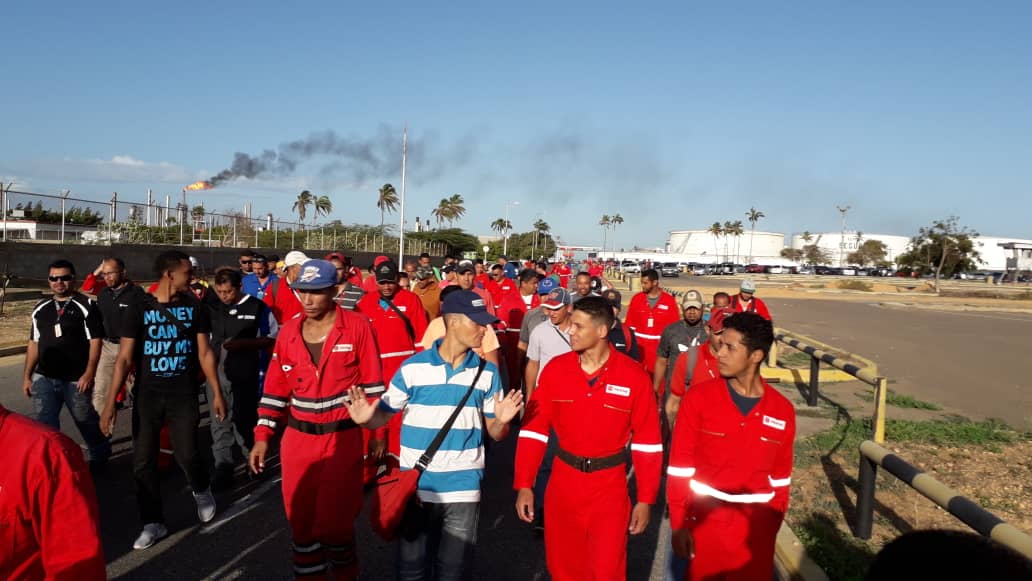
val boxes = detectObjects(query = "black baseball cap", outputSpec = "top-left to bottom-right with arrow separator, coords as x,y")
375,260 -> 399,283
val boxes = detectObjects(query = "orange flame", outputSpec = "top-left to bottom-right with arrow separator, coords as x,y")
184,180 -> 214,191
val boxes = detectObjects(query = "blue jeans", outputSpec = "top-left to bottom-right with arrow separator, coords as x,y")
398,501 -> 479,581
31,373 -> 111,462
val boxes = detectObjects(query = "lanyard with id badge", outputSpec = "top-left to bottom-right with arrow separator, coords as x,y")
54,300 -> 68,338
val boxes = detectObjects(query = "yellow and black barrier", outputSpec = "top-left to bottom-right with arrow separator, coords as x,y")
855,440 -> 1032,559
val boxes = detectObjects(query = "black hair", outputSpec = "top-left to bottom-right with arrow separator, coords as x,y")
445,254 -> 457,261
572,296 -> 614,329
398,272 -> 410,280
48,259 -> 76,276
518,268 -> 541,283
713,291 -> 731,301
576,271 -> 591,279
102,257 -> 126,270
641,269 -> 659,282
722,312 -> 774,359
267,254 -> 280,263
419,252 -> 431,259
439,285 -> 463,301
238,249 -> 255,258
490,264 -> 503,272
214,268 -> 243,287
252,254 -> 267,263
474,258 -> 484,265
154,250 -> 191,277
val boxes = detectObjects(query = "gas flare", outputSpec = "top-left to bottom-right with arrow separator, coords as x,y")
184,180 -> 214,191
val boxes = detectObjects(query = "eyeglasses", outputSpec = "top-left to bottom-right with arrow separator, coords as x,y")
48,275 -> 74,282
239,260 -> 253,265
101,271 -> 123,276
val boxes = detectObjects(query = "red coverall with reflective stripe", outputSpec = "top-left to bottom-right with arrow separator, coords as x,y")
515,347 -> 662,581
666,377 -> 796,581
0,406 -> 105,581
730,293 -> 772,321
270,276 -> 303,324
256,308 -> 385,579
355,288 -> 429,457
496,290 -> 539,389
624,290 -> 680,378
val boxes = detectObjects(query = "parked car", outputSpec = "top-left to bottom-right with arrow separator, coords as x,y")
718,262 -> 737,275
764,265 -> 785,274
621,260 -> 641,274
795,266 -> 813,275
660,262 -> 680,277
840,267 -> 857,276
686,262 -> 708,275
744,264 -> 765,274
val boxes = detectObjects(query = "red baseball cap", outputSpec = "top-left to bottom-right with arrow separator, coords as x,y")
373,255 -> 390,267
707,307 -> 734,332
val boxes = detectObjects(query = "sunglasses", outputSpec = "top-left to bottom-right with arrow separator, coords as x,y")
49,275 -> 74,282
239,260 -> 253,265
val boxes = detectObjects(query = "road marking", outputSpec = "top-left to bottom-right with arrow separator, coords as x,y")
201,476 -> 283,535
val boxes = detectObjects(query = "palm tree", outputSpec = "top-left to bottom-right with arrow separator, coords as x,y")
292,190 -> 314,228
802,230 -> 813,244
533,218 -> 550,258
376,183 -> 399,231
431,198 -> 450,228
729,220 -> 745,263
312,195 -> 332,226
707,222 -> 723,262
609,213 -> 624,254
490,218 -> 511,238
599,214 -> 611,252
722,220 -> 735,261
445,194 -> 466,227
746,207 -> 765,262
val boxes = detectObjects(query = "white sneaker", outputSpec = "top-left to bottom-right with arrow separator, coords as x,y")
193,488 -> 217,523
133,523 -> 168,550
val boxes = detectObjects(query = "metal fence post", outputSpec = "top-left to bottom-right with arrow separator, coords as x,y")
873,377 -> 888,443
855,453 -> 877,540
808,356 -> 820,406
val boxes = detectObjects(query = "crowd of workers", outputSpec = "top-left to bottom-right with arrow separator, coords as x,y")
3,247 -> 793,581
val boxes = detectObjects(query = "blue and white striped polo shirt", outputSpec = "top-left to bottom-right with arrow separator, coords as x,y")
379,339 -> 501,503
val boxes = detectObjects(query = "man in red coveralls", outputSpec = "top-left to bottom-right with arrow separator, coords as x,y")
550,260 -> 572,288
665,307 -> 733,426
270,251 -> 309,324
249,260 -> 385,580
496,268 -> 542,389
666,312 -> 795,580
356,260 -> 429,461
514,296 -> 662,580
0,404 -> 105,581
730,278 -> 772,321
624,268 -> 680,378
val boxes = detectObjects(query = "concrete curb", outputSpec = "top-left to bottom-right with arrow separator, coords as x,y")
0,344 -> 26,357
774,522 -> 830,581
764,367 -> 856,384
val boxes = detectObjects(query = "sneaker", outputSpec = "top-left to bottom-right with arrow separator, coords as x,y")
133,523 -> 168,550
193,488 -> 217,523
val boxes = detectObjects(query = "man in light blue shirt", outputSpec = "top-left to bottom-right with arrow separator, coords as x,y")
348,290 -> 523,580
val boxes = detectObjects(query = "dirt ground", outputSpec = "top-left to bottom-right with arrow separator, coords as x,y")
0,293 -> 43,346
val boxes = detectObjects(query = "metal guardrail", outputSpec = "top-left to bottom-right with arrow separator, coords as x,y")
773,332 -> 889,442
856,440 -> 1032,559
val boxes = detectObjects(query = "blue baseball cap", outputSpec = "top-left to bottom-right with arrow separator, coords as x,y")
292,259 -> 338,290
537,277 -> 558,295
441,289 -> 500,326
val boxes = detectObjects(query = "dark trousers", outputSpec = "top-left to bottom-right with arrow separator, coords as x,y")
132,388 -> 209,524
397,501 -> 479,581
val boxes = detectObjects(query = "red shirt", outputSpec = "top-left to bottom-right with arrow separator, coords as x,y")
80,273 -> 107,295
624,290 -> 680,372
731,294 -> 772,321
0,406 -> 105,581
514,347 -> 662,504
551,263 -> 572,288
355,289 -> 430,381
256,307 -> 384,443
666,377 -> 795,530
588,264 -> 604,278
497,290 -> 539,343
490,277 -> 517,304
668,343 -> 720,398
271,277 -> 303,324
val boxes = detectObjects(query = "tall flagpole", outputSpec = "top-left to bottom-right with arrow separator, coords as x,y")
397,124 -> 407,266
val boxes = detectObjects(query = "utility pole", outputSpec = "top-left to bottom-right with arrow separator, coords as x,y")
837,205 -> 851,267
503,200 -> 519,256
398,124 -> 407,265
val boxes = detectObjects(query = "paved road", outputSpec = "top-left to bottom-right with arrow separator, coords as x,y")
661,275 -> 1032,427
0,356 -> 669,580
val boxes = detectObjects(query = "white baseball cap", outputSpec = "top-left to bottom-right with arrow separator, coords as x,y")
284,251 -> 310,267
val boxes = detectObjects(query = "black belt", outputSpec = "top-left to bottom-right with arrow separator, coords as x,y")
287,416 -> 358,435
104,337 -> 121,344
555,446 -> 627,473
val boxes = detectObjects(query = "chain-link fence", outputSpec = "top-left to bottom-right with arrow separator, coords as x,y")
0,188 -> 449,256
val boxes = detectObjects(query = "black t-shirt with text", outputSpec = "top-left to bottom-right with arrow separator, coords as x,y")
30,293 -> 104,381
121,292 -> 211,395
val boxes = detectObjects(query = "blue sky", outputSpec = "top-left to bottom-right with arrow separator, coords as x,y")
2,1 -> 1030,248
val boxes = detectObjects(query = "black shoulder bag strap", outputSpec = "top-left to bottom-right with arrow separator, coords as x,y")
383,296 -> 417,343
414,358 -> 487,473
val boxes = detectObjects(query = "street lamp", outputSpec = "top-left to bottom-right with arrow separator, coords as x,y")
837,205 -> 851,267
59,189 -> 71,243
482,245 -> 490,262
502,200 -> 519,256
